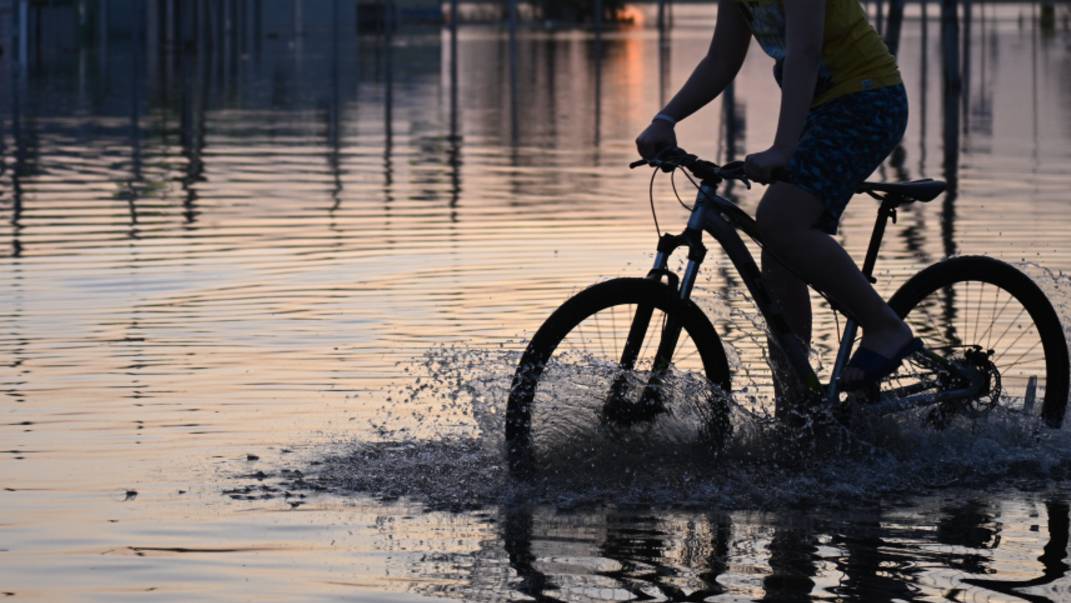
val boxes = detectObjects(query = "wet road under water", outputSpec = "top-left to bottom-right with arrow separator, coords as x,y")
4,2 -> 1071,600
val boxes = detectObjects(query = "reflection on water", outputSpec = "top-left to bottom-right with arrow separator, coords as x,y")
2,1 -> 1071,600
496,495 -> 1071,602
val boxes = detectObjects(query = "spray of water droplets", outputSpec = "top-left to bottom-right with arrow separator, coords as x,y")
229,262 -> 1071,511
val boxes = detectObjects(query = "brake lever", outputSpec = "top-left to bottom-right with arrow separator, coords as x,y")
719,160 -> 752,189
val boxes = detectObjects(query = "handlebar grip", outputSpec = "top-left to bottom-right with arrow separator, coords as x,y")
629,159 -> 649,169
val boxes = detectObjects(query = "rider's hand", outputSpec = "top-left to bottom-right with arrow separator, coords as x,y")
635,119 -> 677,160
744,146 -> 791,183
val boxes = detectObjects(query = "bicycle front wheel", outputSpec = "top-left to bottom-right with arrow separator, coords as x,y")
505,278 -> 733,479
886,256 -> 1069,427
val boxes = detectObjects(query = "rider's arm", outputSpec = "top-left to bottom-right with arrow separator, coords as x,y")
743,0 -> 823,179
657,0 -> 751,123
771,0 -> 824,156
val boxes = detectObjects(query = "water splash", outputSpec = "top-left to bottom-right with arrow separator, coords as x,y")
230,341 -> 1071,511
226,261 -> 1071,510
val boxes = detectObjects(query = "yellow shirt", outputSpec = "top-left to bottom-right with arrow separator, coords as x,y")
735,0 -> 902,106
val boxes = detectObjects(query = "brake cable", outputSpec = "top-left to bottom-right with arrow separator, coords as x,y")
648,167 -> 661,237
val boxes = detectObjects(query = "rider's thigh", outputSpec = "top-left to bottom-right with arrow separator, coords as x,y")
755,182 -> 826,241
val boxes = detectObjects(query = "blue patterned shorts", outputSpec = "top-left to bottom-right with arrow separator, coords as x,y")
786,83 -> 908,234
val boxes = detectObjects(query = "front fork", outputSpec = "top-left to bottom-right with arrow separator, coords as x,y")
605,202 -> 710,423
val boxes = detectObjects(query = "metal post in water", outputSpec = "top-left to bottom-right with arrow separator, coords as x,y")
593,19 -> 603,148
961,0 -> 971,133
658,19 -> 669,107
884,0 -> 905,56
508,12 -> 518,147
146,0 -> 157,82
1024,376 -> 1038,414
1040,1 -> 1055,34
98,0 -> 109,77
657,0 -> 665,31
940,0 -> 960,258
165,0 -> 174,50
448,0 -> 461,221
918,0 -> 928,174
17,0 -> 27,70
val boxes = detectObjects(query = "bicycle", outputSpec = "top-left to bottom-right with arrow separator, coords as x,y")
504,148 -> 1069,479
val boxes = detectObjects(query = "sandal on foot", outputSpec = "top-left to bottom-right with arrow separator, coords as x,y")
841,337 -> 923,389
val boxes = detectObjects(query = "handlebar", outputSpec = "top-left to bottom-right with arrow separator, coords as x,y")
630,147 -> 788,187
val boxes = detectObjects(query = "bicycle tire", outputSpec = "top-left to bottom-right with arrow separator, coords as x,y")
887,255 -> 1069,427
505,278 -> 733,479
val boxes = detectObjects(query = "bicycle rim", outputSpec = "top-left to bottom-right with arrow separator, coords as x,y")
888,268 -> 1066,424
507,279 -> 731,477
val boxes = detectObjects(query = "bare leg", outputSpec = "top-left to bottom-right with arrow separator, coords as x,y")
756,183 -> 912,383
762,247 -> 812,415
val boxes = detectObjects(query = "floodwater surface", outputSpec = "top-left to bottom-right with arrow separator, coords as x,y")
4,3 -> 1071,601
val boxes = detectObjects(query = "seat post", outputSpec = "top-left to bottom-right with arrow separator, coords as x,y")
860,198 -> 899,281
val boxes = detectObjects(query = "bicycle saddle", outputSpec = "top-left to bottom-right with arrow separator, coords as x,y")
858,178 -> 946,203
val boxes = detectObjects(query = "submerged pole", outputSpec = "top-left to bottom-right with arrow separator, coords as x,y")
17,0 -> 27,69
884,0 -> 905,56
962,0 -> 972,133
940,0 -> 960,257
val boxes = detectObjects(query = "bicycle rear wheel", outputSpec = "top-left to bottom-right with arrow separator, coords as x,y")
884,256 -> 1069,427
505,278 -> 733,479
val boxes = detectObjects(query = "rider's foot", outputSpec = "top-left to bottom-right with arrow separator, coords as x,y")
842,318 -> 916,387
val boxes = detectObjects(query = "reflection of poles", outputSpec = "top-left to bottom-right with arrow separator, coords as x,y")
328,0 -> 343,212
98,0 -> 109,76
1039,1 -> 1055,34
593,28 -> 603,148
502,508 -> 563,601
964,500 -> 1070,596
1031,1 -> 1039,161
508,20 -> 518,147
165,0 -> 174,50
254,0 -> 262,61
721,83 -> 743,163
179,42 -> 207,226
940,0 -> 960,258
17,0 -> 28,70
126,0 -> 145,240
448,12 -> 461,222
762,515 -> 818,601
934,501 -> 998,573
658,23 -> 670,107
382,24 -> 395,238
832,514 -> 918,598
918,0 -> 928,175
961,0 -> 971,133
9,63 -> 25,258
4,73 -> 26,403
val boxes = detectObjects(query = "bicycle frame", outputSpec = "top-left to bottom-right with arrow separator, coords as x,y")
647,178 -> 905,406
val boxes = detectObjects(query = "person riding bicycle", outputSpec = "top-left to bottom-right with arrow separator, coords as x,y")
635,0 -> 919,394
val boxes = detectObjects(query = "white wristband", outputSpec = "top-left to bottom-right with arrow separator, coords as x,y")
652,113 -> 677,126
